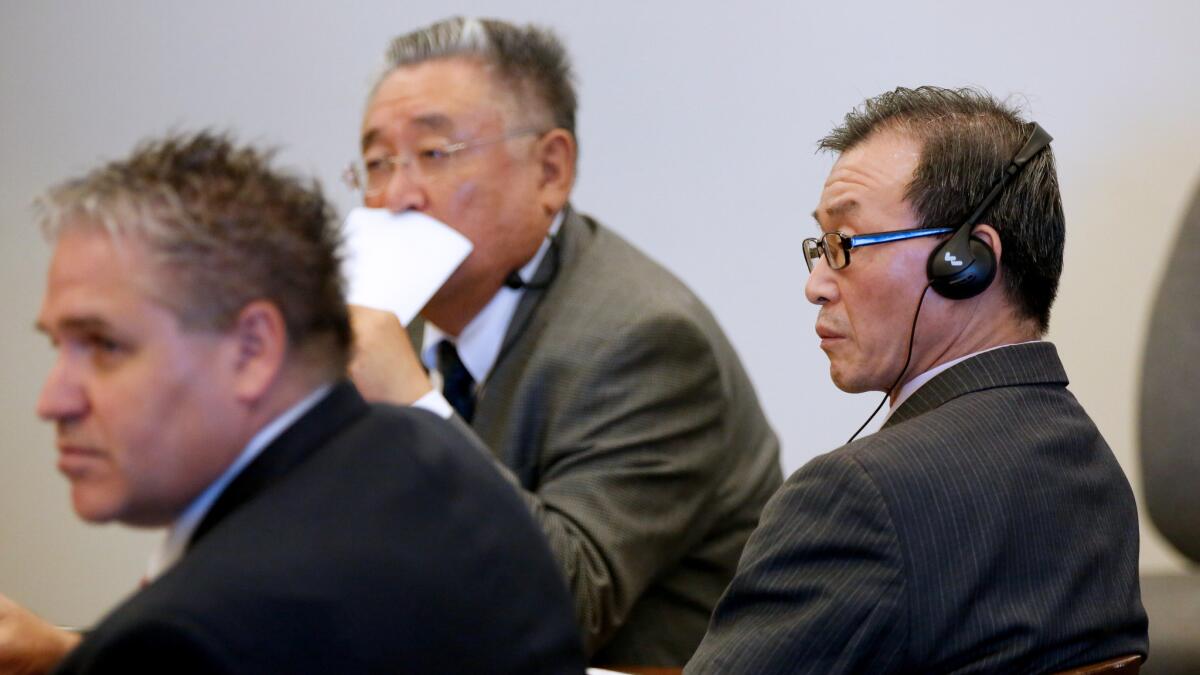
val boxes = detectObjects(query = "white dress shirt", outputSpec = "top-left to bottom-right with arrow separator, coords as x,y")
144,383 -> 333,581
412,212 -> 563,419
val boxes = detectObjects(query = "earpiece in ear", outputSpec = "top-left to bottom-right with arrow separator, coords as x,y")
927,235 -> 996,300
923,121 -> 1051,302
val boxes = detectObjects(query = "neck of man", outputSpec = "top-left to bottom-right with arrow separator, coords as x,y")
422,218 -> 556,337
241,363 -> 334,439
890,292 -> 1041,404
421,276 -> 506,337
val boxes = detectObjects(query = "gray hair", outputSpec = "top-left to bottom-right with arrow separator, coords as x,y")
375,16 -> 578,139
36,130 -> 352,375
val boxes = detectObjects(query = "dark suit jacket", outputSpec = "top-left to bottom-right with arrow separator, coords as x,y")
54,382 -> 585,675
460,207 -> 782,666
687,342 -> 1148,674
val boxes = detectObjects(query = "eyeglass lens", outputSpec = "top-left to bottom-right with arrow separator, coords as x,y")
823,233 -> 848,269
803,233 -> 849,271
802,238 -> 821,272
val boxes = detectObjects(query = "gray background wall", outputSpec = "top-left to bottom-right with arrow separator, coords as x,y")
2,0 -> 1197,626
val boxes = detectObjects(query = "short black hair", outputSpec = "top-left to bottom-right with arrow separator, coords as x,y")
820,86 -> 1065,332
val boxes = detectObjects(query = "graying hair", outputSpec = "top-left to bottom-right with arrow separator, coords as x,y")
36,131 -> 352,374
374,16 -> 578,138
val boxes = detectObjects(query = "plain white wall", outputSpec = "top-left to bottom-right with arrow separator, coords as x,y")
2,0 -> 1197,627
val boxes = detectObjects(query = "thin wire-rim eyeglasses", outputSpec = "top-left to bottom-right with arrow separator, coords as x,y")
343,127 -> 543,196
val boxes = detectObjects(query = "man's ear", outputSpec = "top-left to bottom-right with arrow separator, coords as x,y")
534,129 -> 576,217
972,223 -> 1003,269
228,300 -> 288,404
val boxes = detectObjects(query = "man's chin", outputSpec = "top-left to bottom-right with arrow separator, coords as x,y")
828,364 -> 854,393
70,488 -> 159,526
832,381 -> 873,394
70,493 -> 121,525
828,367 -> 878,395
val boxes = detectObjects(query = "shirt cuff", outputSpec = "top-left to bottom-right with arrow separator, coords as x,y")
411,389 -> 454,420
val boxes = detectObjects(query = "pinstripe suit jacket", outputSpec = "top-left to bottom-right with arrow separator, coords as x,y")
457,207 -> 782,667
686,342 -> 1148,674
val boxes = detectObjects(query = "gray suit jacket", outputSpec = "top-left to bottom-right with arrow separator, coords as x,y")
457,207 -> 782,667
687,342 -> 1148,674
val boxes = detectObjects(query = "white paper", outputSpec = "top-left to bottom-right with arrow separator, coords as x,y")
341,207 -> 473,325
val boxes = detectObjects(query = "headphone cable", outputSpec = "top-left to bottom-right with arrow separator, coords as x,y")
504,233 -> 561,290
846,280 -> 934,443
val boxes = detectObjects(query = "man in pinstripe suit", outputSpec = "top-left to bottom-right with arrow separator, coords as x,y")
687,87 -> 1148,673
345,17 -> 782,668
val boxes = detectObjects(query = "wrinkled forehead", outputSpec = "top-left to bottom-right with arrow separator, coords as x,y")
814,130 -> 922,228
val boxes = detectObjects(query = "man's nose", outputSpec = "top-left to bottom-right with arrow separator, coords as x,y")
36,354 -> 87,422
804,259 -> 839,306
374,163 -> 430,214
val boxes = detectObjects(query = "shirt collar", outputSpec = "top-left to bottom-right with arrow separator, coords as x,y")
422,211 -> 563,383
884,340 -> 1041,422
145,383 -> 333,581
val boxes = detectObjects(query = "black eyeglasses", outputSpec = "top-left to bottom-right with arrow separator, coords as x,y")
802,227 -> 954,272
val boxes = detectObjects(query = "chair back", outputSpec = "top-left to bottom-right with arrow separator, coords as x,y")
1053,654 -> 1143,674
1140,180 -> 1200,563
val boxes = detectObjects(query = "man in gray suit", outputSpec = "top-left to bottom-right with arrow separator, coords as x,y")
687,87 -> 1148,673
346,16 -> 782,668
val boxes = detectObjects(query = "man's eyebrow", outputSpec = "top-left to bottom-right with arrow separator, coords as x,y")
811,200 -> 859,227
35,316 -> 113,335
360,129 -> 381,151
360,113 -> 456,151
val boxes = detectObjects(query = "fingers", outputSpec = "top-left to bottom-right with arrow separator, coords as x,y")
0,596 -> 80,674
347,305 -> 433,405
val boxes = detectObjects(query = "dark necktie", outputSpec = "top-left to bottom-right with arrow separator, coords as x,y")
437,340 -> 476,423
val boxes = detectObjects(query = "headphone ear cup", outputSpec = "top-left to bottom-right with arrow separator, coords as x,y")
928,235 -> 996,299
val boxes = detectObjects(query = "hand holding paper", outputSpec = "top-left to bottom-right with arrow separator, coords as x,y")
342,208 -> 472,405
341,207 -> 473,326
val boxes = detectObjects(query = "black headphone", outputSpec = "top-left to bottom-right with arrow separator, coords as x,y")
926,122 -> 1053,299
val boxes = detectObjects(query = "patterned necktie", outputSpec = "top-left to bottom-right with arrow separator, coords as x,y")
437,339 -> 476,423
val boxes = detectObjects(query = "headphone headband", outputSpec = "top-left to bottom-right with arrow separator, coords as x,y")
927,122 -> 1053,299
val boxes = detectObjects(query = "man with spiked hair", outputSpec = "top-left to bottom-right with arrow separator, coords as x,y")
0,131 -> 584,674
346,16 -> 782,667
686,87 -> 1147,673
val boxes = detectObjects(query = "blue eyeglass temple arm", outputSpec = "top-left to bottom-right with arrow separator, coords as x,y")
848,226 -> 955,248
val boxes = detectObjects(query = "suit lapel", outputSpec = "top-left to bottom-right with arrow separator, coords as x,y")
474,206 -> 589,443
187,381 -> 369,549
884,342 -> 1069,428
493,205 -> 584,364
